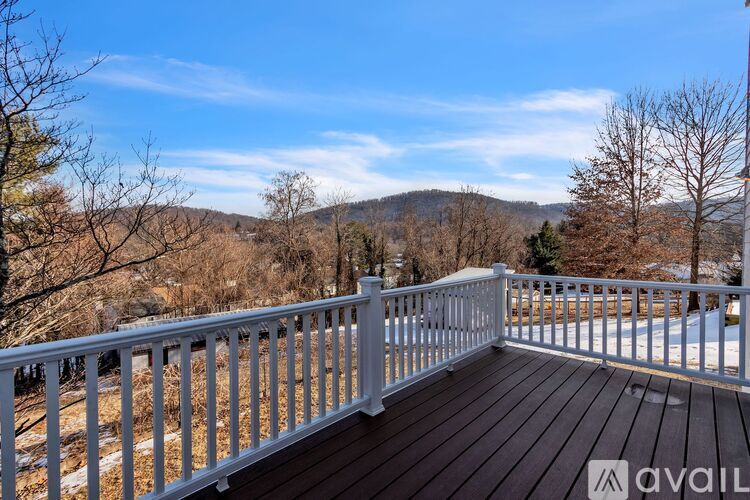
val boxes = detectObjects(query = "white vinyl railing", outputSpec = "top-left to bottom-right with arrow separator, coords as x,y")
499,268 -> 750,387
0,293 -> 371,499
0,274 -> 498,499
1,265 -> 749,498
379,275 -> 499,394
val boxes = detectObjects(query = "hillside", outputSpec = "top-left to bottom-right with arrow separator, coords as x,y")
311,189 -> 567,227
179,206 -> 261,230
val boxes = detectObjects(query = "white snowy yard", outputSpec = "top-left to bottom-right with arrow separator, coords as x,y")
383,301 -> 741,376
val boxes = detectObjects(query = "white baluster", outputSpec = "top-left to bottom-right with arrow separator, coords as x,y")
180,337 -> 192,480
331,311 -> 340,411
287,316 -> 296,431
206,333 -> 217,466
118,349 -> 135,500
151,342 -> 165,493
46,360 -> 61,500
229,329 -> 240,456
270,320 -> 279,438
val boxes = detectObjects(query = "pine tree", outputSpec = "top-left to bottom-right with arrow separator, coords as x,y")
525,221 -> 562,275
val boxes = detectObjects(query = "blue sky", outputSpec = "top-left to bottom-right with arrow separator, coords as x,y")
26,1 -> 750,215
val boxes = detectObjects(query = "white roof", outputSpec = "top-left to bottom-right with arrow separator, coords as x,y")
434,267 -> 493,284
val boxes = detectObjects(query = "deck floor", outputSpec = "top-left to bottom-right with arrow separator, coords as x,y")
191,346 -> 750,500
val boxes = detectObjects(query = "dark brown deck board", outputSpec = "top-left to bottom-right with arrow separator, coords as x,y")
189,347 -> 749,500
500,367 -> 632,499
412,361 -> 598,500
370,359 -> 583,499
452,360 -> 611,498
273,352 -> 553,499
565,371 -> 651,499
714,388 -> 750,499
346,357 -> 580,499
225,346 -> 526,498
646,378 -> 690,500
684,383 -> 720,500
620,375 -> 670,493
528,369 -> 635,500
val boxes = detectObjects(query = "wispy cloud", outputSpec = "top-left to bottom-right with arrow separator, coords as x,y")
161,129 -> 575,214
161,132 -> 406,213
88,55 -> 614,118
89,55 -> 283,103
164,132 -> 400,179
87,55 -> 609,214
416,123 -> 595,168
514,89 -> 615,113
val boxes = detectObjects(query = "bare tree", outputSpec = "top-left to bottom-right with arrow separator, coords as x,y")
325,187 -> 353,296
657,79 -> 744,308
0,2 -> 209,345
597,89 -> 665,254
400,186 -> 527,282
1,0 -> 101,320
149,231 -> 280,316
259,170 -> 319,298
565,89 -> 676,280
2,137 -> 209,346
449,185 -> 489,273
442,186 -> 524,273
398,206 -> 425,286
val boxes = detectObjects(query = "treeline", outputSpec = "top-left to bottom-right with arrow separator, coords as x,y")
0,30 -> 537,346
312,189 -> 566,226
0,0 -> 743,348
513,80 -> 743,317
562,81 -> 743,309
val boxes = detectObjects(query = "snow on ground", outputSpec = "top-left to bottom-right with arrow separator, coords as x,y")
381,308 -> 740,376
57,432 -> 179,496
525,307 -> 740,375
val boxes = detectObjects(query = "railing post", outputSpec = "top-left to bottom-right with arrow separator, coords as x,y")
359,276 -> 385,416
492,263 -> 507,348
743,291 -> 750,391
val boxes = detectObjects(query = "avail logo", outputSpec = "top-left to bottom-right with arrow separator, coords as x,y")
588,460 -> 629,500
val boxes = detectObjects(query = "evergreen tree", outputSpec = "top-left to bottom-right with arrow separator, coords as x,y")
724,261 -> 742,287
525,221 -> 562,275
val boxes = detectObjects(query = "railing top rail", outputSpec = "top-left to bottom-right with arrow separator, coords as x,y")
508,272 -> 750,294
0,293 -> 368,370
380,274 -> 499,298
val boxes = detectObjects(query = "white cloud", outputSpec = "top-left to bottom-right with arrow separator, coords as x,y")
502,172 -> 536,181
160,132 -> 406,212
414,123 -> 595,169
164,132 -> 399,178
86,55 -> 610,214
89,55 -> 282,104
515,89 -> 615,113
404,88 -> 615,116
88,55 -> 614,119
158,129 -> 577,215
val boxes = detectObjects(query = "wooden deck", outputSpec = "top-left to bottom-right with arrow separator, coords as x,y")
190,346 -> 750,500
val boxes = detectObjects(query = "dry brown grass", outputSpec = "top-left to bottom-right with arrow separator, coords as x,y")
11,329 -> 373,499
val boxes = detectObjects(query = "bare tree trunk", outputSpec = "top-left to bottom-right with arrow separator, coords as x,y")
0,130 -> 12,320
0,176 -> 7,320
334,220 -> 342,295
688,210 -> 702,311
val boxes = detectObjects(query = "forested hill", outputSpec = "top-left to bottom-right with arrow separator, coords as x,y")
179,206 -> 261,230
187,189 -> 568,230
311,190 -> 568,226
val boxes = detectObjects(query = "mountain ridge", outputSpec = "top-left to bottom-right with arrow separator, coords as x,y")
188,189 -> 569,230
310,189 -> 567,226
